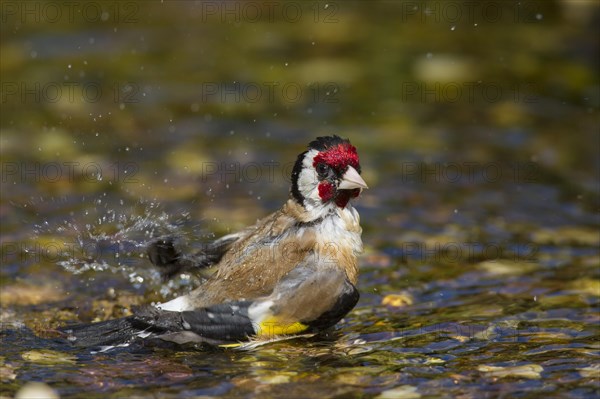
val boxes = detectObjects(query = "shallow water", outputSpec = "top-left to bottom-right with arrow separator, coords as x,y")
1,1 -> 599,398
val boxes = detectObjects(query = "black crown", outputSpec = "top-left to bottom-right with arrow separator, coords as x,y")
308,135 -> 350,152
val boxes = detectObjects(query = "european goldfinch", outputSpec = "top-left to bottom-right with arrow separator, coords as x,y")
64,135 -> 367,349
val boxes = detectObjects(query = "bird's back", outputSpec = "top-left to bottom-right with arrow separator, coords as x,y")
192,199 -> 361,308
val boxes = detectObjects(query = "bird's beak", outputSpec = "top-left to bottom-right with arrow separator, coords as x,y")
338,166 -> 368,190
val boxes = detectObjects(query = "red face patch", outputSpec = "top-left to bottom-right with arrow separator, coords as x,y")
318,181 -> 335,202
313,143 -> 360,172
317,172 -> 361,208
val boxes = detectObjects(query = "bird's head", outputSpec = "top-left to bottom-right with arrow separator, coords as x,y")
291,135 -> 367,215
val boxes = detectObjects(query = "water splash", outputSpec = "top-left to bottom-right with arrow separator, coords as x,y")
32,198 -> 205,293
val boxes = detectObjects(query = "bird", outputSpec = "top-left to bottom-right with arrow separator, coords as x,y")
63,135 -> 368,350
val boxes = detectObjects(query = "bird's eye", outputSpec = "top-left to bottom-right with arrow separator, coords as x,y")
315,163 -> 329,177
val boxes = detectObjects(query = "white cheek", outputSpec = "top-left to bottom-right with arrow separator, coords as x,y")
298,149 -> 321,202
298,168 -> 319,201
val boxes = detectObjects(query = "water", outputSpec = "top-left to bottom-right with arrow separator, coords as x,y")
1,1 -> 599,398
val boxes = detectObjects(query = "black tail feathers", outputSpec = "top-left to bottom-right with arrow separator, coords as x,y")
62,317 -> 144,348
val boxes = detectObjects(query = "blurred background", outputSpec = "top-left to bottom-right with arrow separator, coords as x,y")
1,1 -> 599,398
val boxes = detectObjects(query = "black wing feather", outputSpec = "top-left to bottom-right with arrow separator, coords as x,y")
147,235 -> 238,280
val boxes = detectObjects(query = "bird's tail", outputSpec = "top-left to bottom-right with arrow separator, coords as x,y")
62,317 -> 147,350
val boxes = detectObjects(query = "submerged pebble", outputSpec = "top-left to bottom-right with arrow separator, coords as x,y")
477,260 -> 539,275
382,293 -> 414,307
376,385 -> 421,399
0,283 -> 66,306
0,357 -> 17,382
478,364 -> 544,379
21,350 -> 76,365
15,382 -> 59,399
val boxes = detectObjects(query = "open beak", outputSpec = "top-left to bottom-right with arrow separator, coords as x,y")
338,166 -> 368,190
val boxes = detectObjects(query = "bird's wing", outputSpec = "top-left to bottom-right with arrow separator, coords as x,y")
146,233 -> 242,280
247,265 -> 360,337
132,264 -> 359,344
65,264 -> 358,349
